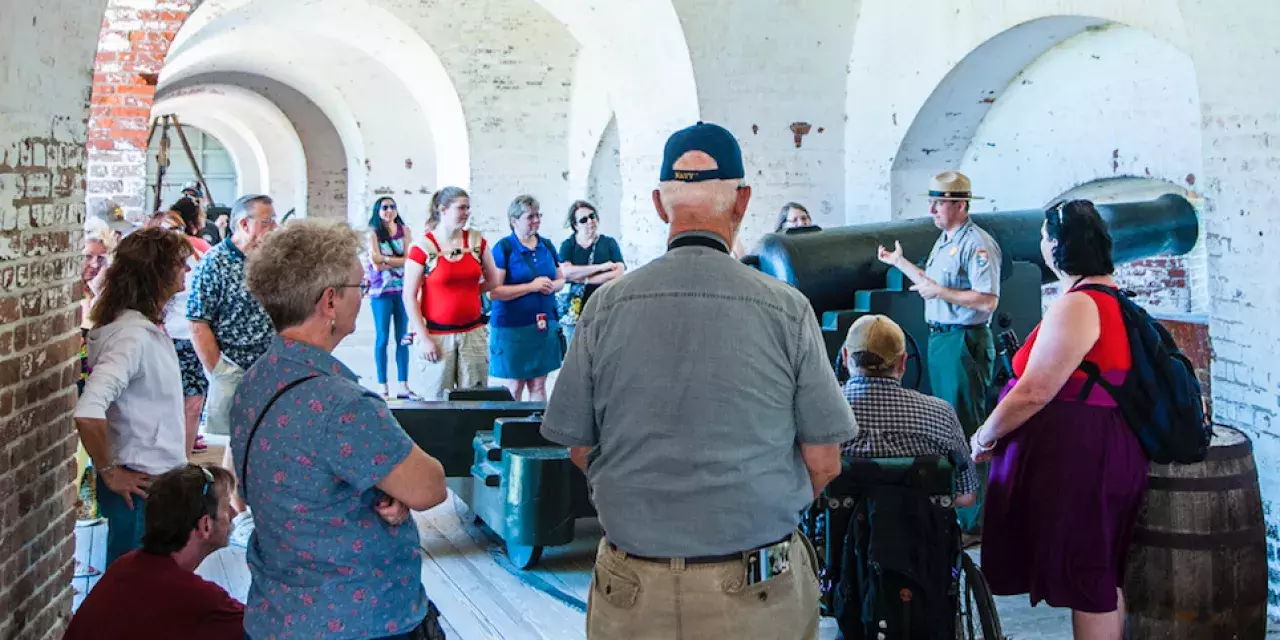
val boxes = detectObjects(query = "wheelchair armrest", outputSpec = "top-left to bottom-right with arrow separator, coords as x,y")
826,455 -> 956,497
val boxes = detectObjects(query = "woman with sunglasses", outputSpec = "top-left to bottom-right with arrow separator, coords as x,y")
488,195 -> 565,401
557,200 -> 624,344
366,197 -> 415,400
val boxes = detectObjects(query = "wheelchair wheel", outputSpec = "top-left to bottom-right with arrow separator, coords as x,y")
957,552 -> 1004,640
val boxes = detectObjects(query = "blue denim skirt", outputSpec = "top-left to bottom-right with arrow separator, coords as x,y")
489,322 -> 563,380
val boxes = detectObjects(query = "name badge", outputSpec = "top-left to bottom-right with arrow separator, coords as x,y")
536,313 -> 548,332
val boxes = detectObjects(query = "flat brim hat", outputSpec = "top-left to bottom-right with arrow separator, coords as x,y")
923,170 -> 984,201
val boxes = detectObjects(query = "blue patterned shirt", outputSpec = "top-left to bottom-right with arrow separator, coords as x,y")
231,337 -> 426,639
186,237 -> 275,370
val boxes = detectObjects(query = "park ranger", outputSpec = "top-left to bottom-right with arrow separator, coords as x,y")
876,171 -> 1001,537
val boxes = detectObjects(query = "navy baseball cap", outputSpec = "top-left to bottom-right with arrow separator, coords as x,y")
659,122 -> 745,183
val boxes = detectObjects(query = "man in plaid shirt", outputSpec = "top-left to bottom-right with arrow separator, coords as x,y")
840,315 -> 979,508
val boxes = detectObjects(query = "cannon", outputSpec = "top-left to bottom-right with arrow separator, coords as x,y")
748,194 -> 1200,395
390,393 -> 595,569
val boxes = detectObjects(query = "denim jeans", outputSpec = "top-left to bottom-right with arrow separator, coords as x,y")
97,471 -> 147,568
371,294 -> 409,385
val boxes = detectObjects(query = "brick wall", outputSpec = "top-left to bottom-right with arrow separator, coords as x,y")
86,0 -> 195,224
2,0 -> 112,635
1178,0 -> 1280,614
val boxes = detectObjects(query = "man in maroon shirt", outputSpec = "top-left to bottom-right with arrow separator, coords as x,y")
66,464 -> 244,639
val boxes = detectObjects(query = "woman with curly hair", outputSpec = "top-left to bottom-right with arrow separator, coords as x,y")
74,227 -> 195,567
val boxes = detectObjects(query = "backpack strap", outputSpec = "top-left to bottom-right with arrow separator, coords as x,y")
466,230 -> 484,261
422,233 -> 442,273
241,374 -> 321,500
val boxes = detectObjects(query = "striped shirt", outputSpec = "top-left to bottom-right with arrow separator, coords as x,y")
841,375 -> 979,495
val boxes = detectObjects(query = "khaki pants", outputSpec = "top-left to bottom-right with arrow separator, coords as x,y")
415,325 -> 489,400
586,532 -> 820,640
203,355 -> 245,436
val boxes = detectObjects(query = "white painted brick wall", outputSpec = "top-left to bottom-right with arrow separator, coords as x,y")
674,0 -> 857,253
958,26 -> 1201,215
384,0 -> 578,246
1178,0 -> 1280,615
161,73 -> 350,223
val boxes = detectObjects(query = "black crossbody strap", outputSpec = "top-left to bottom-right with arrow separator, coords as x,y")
241,375 -> 321,499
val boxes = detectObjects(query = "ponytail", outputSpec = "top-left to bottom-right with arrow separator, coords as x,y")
429,186 -> 468,231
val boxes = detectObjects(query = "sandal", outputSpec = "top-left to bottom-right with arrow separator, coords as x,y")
191,435 -> 208,452
397,391 -> 423,402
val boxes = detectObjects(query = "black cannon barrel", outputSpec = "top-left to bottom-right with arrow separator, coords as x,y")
753,194 -> 1198,315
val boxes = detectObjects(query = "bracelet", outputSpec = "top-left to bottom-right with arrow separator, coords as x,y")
97,462 -> 117,475
974,433 -> 998,452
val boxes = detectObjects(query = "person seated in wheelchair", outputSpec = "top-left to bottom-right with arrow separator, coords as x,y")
839,315 -> 978,506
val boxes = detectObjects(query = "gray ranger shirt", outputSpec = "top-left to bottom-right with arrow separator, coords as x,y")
542,231 -> 858,558
924,218 -> 1002,325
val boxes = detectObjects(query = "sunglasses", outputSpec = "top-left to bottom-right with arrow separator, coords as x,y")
577,212 -> 599,225
1054,201 -> 1068,225
381,203 -> 397,211
200,465 -> 214,497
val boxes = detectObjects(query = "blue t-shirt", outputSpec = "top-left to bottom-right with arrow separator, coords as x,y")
491,234 -> 559,328
231,337 -> 426,639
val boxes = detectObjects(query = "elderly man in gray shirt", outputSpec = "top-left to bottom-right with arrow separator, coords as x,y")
542,122 -> 857,640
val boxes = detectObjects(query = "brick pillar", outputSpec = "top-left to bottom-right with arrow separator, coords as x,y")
85,0 -> 195,224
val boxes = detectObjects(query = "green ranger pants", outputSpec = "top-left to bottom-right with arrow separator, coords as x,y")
927,326 -> 995,534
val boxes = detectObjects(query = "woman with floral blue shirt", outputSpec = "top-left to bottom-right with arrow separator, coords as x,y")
235,221 -> 449,640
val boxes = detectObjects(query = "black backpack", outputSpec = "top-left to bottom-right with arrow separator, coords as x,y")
831,462 -> 959,639
1074,284 -> 1211,464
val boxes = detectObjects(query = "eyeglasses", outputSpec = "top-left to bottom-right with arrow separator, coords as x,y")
337,280 -> 372,297
316,280 -> 371,303
522,213 -> 543,221
577,212 -> 599,225
381,203 -> 397,211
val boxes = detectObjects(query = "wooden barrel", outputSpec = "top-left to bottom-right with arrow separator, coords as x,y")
1125,426 -> 1268,639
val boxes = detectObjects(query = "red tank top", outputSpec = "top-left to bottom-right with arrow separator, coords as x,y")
406,232 -> 486,334
1013,285 -> 1131,380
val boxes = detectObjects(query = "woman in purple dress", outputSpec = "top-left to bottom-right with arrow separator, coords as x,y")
970,200 -> 1148,640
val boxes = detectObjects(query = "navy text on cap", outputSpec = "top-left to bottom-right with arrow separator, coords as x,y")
659,122 -> 746,183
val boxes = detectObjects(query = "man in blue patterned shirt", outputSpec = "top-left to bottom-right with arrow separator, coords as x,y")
840,315 -> 979,506
188,194 -> 278,443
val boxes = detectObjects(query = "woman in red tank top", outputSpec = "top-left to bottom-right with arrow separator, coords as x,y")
971,200 -> 1148,639
402,187 -> 501,400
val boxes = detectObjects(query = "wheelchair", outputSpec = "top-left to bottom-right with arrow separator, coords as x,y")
801,455 -> 1004,639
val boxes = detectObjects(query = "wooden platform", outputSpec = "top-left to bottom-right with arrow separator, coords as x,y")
86,488 -> 1280,639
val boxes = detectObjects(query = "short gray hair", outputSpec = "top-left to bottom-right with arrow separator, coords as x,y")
245,220 -> 363,330
231,194 -> 274,226
507,194 -> 539,222
656,179 -> 739,219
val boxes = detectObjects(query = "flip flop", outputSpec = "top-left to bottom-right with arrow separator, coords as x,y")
191,435 -> 208,452
397,391 -> 423,402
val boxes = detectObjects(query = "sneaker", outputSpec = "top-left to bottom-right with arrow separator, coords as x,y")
191,435 -> 208,452
960,532 -> 982,549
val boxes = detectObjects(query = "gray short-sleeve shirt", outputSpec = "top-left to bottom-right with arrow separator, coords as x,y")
541,232 -> 858,558
924,219 -> 1002,325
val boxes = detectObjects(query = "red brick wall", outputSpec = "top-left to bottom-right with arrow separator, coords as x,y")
86,1 -> 196,223
0,139 -> 94,638
1114,255 -> 1191,313
1158,316 -> 1213,421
